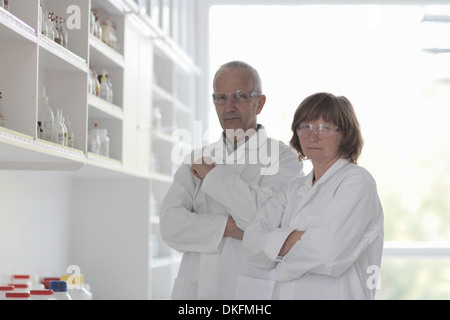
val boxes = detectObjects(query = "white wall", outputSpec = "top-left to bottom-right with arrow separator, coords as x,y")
0,168 -> 151,299
69,175 -> 151,299
0,170 -> 72,284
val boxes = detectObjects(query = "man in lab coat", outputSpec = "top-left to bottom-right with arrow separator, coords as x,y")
159,61 -> 304,299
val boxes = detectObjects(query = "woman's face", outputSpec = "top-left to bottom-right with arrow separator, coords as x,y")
298,117 -> 343,165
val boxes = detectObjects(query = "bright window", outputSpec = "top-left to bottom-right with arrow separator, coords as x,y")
208,4 -> 450,299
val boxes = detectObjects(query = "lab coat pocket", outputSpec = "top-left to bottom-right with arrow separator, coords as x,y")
235,276 -> 275,300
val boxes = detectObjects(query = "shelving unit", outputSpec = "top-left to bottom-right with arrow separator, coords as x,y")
0,0 -> 201,299
147,35 -> 198,299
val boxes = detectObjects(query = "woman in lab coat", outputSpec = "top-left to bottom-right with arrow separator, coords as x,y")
243,92 -> 384,300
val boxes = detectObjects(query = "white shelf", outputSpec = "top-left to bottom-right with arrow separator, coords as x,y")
89,34 -> 125,68
152,128 -> 176,142
0,127 -> 149,178
0,6 -> 36,43
39,35 -> 87,71
39,46 -> 87,75
92,0 -> 128,15
0,0 -> 199,300
173,99 -> 192,114
153,30 -> 201,74
88,94 -> 124,120
153,84 -> 173,103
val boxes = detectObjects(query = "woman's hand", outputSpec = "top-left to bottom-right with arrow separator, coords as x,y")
279,230 -> 305,256
224,216 -> 244,240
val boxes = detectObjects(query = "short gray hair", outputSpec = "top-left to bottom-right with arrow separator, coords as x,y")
213,61 -> 263,93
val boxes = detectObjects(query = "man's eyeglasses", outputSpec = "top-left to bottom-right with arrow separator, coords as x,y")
296,123 -> 343,138
212,90 -> 261,105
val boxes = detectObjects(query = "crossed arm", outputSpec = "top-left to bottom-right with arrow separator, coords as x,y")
190,157 -> 244,240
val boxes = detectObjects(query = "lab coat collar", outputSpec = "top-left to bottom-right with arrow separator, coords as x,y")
222,124 -> 266,153
312,158 -> 350,186
291,158 -> 350,226
296,158 -> 350,195
212,124 -> 269,164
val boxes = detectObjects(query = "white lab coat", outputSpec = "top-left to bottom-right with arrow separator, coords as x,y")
243,158 -> 384,300
159,126 -> 303,300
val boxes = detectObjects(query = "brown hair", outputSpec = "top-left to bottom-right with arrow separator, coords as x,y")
289,92 -> 363,164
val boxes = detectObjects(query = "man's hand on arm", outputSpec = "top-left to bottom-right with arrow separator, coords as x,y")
223,216 -> 244,240
190,157 -> 215,180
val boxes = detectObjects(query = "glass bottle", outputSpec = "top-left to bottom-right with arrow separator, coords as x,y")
88,68 -> 94,95
88,121 -> 100,154
40,5 -> 48,36
46,11 -> 55,40
54,109 -> 67,146
99,70 -> 109,101
111,22 -> 120,52
106,73 -> 113,103
0,91 -> 6,128
93,70 -> 100,96
58,17 -> 68,48
55,17 -> 62,46
98,128 -> 110,157
53,15 -> 61,45
102,18 -> 110,46
65,116 -> 75,148
38,87 -> 55,141
90,9 -> 95,35
96,14 -> 102,41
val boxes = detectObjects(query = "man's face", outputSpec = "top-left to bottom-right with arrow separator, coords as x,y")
213,68 -> 265,134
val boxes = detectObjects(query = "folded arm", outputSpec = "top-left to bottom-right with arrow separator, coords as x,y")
159,164 -> 229,254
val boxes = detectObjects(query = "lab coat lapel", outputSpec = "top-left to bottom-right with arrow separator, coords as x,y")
238,127 -> 267,165
288,171 -> 315,227
289,159 -> 349,227
206,127 -> 267,167
223,128 -> 263,164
